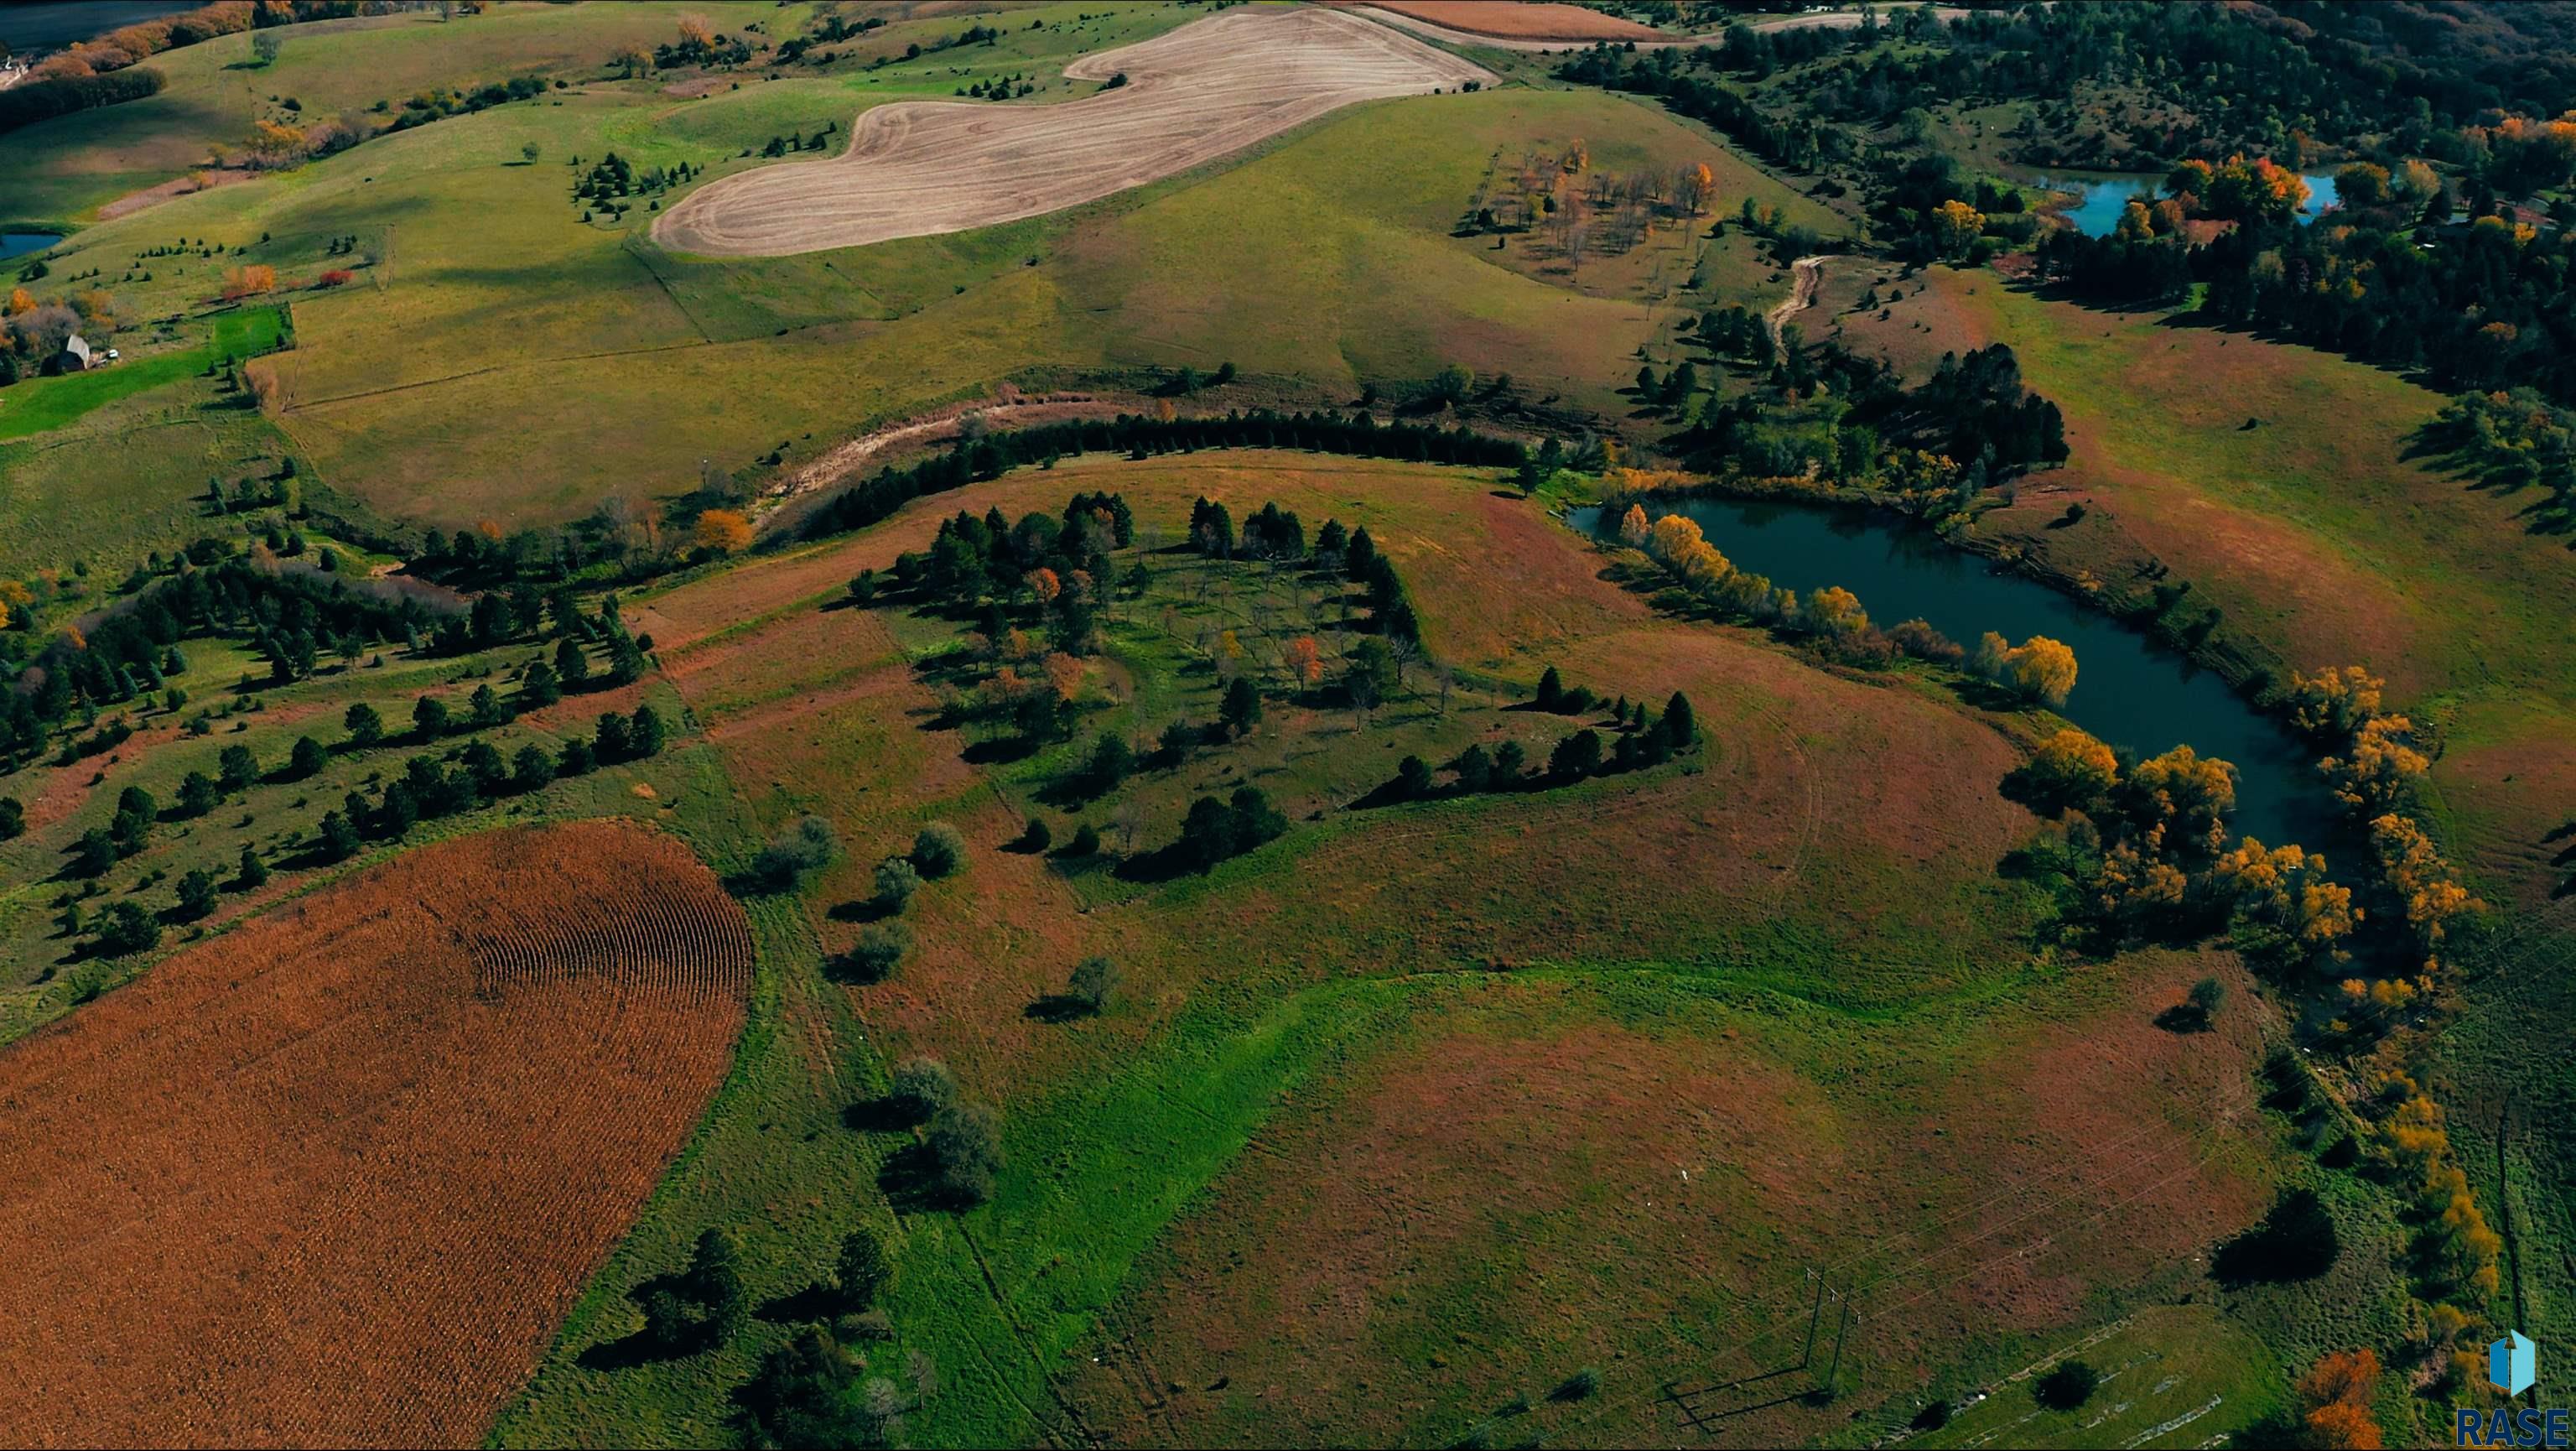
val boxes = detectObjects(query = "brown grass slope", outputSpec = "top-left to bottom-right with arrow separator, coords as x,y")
0,822 -> 751,1450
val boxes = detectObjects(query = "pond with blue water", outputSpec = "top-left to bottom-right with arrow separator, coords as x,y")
2,233 -> 64,260
2028,172 -> 2341,237
1568,497 -> 2336,846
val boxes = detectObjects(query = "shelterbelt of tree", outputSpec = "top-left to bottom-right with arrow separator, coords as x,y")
652,7 -> 1491,257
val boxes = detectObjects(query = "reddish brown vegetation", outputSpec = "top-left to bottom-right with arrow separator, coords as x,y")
0,821 -> 751,1448
1364,1 -> 1665,40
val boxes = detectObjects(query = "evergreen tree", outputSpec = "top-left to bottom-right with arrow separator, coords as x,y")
836,1228 -> 891,1312
174,868 -> 219,921
345,701 -> 384,747
237,842 -> 269,890
686,1227 -> 750,1339
1219,677 -> 1262,738
319,809 -> 361,861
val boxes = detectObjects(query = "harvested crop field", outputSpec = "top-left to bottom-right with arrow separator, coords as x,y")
0,821 -> 752,1449
652,7 -> 1491,257
1359,1 -> 1668,41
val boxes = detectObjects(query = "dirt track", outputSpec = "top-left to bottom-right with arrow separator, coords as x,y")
1767,254 -> 1829,352
0,823 -> 751,1448
652,8 -> 1490,257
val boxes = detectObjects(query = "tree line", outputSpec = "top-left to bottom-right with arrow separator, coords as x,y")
802,410 -> 1528,542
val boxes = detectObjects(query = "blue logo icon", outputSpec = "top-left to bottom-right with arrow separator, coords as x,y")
2495,1331 -> 2538,1398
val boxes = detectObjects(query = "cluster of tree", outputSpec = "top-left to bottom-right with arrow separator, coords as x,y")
1382,681 -> 1697,804
1618,507 -> 1995,673
772,9 -> 882,64
0,64 -> 166,137
655,18 -> 754,70
1557,43 -> 1861,179
1675,340 -> 2064,496
2278,666 -> 2481,988
958,72 -> 1032,101
1171,786 -> 1286,871
2366,1073 -> 2506,1317
0,547 -> 454,767
336,705 -> 661,851
732,1322 -> 933,1450
382,73 -> 555,133
2029,159 -> 2576,405
803,410 -> 1526,542
571,151 -> 699,218
2416,387 -> 2576,538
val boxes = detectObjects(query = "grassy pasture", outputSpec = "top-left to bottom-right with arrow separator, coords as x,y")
0,393 -> 299,583
1912,1303 -> 2287,1449
23,42 -> 1830,536
0,1 -> 736,225
483,450 -> 2291,1448
0,305 -> 283,442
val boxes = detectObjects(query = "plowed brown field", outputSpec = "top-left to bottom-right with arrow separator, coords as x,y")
0,821 -> 753,1449
652,7 -> 1491,257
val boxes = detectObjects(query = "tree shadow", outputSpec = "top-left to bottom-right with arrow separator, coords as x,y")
960,736 -> 1042,765
1112,842 -> 1202,882
574,1272 -> 703,1370
843,1096 -> 922,1133
877,1142 -> 976,1214
1023,994 -> 1093,1023
2153,1003 -> 2214,1034
756,1282 -> 844,1325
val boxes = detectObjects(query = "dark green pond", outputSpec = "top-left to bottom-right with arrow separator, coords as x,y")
1569,497 -> 2334,845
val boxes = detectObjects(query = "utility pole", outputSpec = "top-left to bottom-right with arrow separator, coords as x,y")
1800,1268 -> 1823,1370
1823,1284 -> 1854,1399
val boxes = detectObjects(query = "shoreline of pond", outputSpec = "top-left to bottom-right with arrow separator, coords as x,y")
1565,476 -> 2340,847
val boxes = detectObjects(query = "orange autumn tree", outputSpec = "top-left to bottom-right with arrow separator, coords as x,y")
1285,636 -> 1323,694
693,509 -> 750,554
222,264 -> 278,300
2294,1350 -> 2382,1449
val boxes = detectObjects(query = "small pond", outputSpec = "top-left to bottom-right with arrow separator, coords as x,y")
1567,497 -> 2334,845
2028,171 -> 2340,237
2,233 -> 63,261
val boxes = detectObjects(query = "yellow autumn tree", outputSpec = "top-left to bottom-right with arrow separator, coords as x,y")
693,508 -> 750,554
2321,715 -> 2428,813
1799,585 -> 1869,638
1680,161 -> 1716,215
1618,503 -> 1650,547
1975,632 -> 2077,707
2286,664 -> 2383,740
1931,198 -> 1984,256
2212,838 -> 2356,965
2126,743 -> 2239,853
2367,813 -> 2480,967
2018,727 -> 2119,809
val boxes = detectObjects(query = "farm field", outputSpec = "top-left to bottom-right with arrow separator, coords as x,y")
656,8 -> 1492,256
0,820 -> 751,1448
